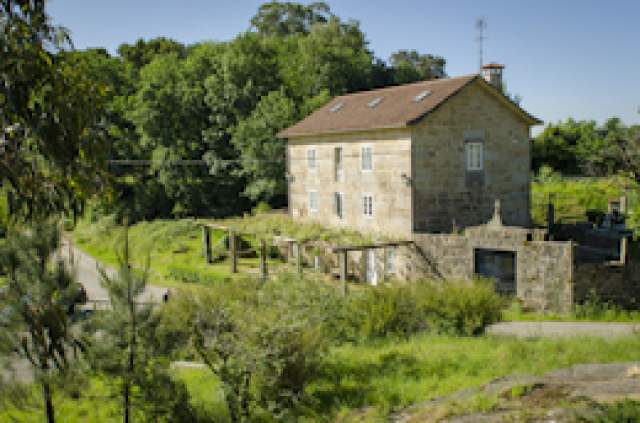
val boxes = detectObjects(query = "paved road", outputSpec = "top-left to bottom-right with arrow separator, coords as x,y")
487,321 -> 640,338
59,237 -> 168,304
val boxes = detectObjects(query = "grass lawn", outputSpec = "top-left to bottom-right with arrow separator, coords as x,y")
6,334 -> 640,422
0,368 -> 225,423
72,213 -> 374,289
312,334 -> 640,421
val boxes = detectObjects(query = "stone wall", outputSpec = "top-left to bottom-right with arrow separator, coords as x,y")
411,223 -> 574,313
573,259 -> 640,307
411,80 -> 532,233
517,242 -> 573,313
287,128 -> 413,237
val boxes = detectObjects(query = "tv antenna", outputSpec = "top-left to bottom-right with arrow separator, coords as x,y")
476,17 -> 487,70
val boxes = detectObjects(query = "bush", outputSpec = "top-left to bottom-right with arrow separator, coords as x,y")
345,279 -> 504,340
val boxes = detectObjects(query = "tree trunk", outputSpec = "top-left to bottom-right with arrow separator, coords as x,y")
42,380 -> 55,423
123,380 -> 130,423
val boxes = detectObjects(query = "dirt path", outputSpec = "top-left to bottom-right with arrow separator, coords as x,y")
487,321 -> 640,338
59,237 -> 168,304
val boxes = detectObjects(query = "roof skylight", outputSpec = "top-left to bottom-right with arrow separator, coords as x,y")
368,96 -> 384,108
329,102 -> 345,113
413,90 -> 431,102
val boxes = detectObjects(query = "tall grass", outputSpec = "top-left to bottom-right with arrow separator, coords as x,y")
531,171 -> 639,229
311,334 -> 640,421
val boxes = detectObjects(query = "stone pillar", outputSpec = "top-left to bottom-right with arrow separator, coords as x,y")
260,239 -> 268,282
547,194 -> 555,235
620,196 -> 627,214
620,236 -> 628,264
488,199 -> 503,227
202,226 -> 212,264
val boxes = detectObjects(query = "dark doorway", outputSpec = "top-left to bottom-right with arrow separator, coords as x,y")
474,249 -> 516,295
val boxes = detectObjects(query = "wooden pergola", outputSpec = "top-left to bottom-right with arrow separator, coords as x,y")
200,222 -> 414,292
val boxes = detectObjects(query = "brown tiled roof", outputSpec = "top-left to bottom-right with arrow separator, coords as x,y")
278,75 -> 541,138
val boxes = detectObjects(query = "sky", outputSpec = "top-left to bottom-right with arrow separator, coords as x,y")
48,0 -> 640,132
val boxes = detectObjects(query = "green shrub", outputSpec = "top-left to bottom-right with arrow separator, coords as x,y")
421,280 -> 504,336
346,279 -> 504,340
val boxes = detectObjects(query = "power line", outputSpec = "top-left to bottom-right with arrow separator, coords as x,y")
107,152 -> 410,166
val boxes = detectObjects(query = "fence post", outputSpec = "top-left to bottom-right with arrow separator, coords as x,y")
260,239 -> 268,282
229,230 -> 238,274
202,226 -> 212,264
547,193 -> 555,236
382,247 -> 387,284
296,242 -> 303,275
339,251 -> 348,296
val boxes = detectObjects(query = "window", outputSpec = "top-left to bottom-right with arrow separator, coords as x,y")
308,190 -> 318,213
307,148 -> 316,171
329,101 -> 345,113
466,142 -> 483,171
362,194 -> 373,218
334,192 -> 344,219
413,90 -> 431,102
361,146 -> 373,171
368,96 -> 384,108
334,147 -> 343,181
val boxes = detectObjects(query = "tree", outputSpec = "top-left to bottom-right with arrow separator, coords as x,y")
128,45 -> 234,218
89,223 -> 194,422
389,49 -> 446,84
0,222 -> 87,423
117,37 -> 186,70
164,275 -> 334,421
532,118 -> 636,177
250,1 -> 334,36
0,0 -> 108,220
278,18 -> 376,99
231,90 -> 297,205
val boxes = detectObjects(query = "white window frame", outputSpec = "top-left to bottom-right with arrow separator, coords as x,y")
360,145 -> 373,172
466,142 -> 483,171
307,147 -> 317,172
362,193 -> 374,218
308,190 -> 318,213
334,192 -> 344,219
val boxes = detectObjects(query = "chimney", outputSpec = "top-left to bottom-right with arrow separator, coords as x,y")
480,63 -> 504,92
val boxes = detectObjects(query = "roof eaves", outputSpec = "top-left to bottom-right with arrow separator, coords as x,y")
474,77 -> 543,125
280,123 -> 411,140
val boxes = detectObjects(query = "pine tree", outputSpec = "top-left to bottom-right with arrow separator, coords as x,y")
89,222 -> 194,422
0,221 -> 87,423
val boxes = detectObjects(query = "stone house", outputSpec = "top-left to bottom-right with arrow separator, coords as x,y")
278,66 -> 639,313
278,66 -> 541,237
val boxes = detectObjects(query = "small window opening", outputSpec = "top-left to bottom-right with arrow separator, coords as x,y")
330,102 -> 345,113
413,90 -> 431,102
368,96 -> 384,108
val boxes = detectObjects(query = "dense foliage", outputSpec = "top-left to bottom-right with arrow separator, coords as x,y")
60,2 -> 447,222
533,118 -> 640,178
0,222 -> 87,422
0,0 -> 109,220
156,273 -> 503,421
